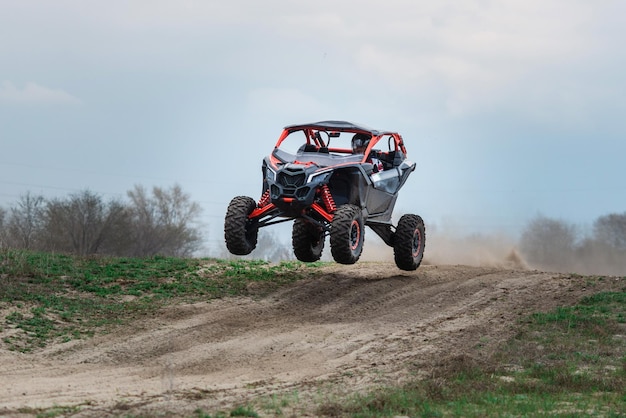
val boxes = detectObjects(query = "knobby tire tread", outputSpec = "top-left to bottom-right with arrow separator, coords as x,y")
393,214 -> 425,271
292,219 -> 325,262
330,204 -> 364,265
224,196 -> 258,255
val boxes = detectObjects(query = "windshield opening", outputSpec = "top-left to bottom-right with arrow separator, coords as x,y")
273,129 -> 366,166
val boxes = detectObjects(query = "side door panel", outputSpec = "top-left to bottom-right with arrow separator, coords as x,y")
366,168 -> 400,214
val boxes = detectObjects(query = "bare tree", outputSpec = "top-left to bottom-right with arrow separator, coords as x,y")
4,192 -> 46,250
519,215 -> 578,271
126,184 -> 202,257
593,212 -> 626,251
42,190 -> 128,255
1,185 -> 203,257
250,230 -> 293,262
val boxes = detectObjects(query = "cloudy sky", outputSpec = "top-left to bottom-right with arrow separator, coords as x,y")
1,0 -> 625,254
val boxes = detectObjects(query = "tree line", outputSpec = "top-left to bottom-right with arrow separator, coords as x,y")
3,182 -> 625,274
519,212 -> 626,275
0,184 -> 203,257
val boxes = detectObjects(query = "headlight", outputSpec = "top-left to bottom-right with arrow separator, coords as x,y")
266,167 -> 276,182
307,170 -> 332,184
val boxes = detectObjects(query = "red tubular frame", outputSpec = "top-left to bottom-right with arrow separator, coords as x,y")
311,202 -> 334,223
249,203 -> 276,219
248,201 -> 335,223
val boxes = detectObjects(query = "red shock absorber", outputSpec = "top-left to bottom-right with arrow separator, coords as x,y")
319,184 -> 337,213
258,189 -> 271,207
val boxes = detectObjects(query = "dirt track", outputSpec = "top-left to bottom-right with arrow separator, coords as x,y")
1,263 -> 623,416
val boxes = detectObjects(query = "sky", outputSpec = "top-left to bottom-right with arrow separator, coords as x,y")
1,0 -> 625,256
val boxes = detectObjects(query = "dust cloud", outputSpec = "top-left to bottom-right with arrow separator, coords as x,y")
358,228 -> 528,270
263,219 -> 626,277
420,231 -> 527,270
359,221 -> 626,276
523,240 -> 626,277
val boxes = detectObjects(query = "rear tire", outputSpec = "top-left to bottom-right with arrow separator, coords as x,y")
292,219 -> 325,262
393,214 -> 425,271
330,204 -> 364,264
224,196 -> 259,255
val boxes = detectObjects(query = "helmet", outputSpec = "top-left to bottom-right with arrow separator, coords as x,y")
352,133 -> 371,153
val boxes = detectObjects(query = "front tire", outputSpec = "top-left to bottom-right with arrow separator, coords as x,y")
224,196 -> 259,255
330,204 -> 364,264
292,219 -> 325,262
393,214 -> 425,271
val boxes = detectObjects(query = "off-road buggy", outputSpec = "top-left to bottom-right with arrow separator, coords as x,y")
224,120 -> 425,270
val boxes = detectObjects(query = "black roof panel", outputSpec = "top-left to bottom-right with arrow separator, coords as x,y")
284,120 -> 395,136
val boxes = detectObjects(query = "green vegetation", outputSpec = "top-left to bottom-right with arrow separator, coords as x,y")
0,249 -> 323,352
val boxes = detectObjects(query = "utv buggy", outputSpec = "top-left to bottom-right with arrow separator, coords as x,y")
224,120 -> 425,270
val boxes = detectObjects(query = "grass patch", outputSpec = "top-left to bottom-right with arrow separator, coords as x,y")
229,405 -> 260,417
315,283 -> 626,417
0,249 -> 324,352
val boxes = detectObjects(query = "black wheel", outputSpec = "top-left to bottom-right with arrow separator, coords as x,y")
224,196 -> 259,255
292,219 -> 325,262
393,214 -> 425,271
330,204 -> 364,265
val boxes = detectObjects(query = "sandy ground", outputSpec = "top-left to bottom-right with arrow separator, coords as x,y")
0,262 -> 623,417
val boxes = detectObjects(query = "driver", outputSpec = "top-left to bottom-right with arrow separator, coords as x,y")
352,133 -> 383,172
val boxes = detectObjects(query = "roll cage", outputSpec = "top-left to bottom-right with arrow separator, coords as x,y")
271,120 -> 408,167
